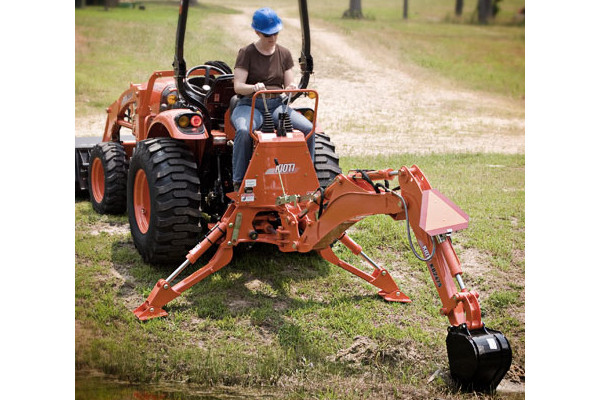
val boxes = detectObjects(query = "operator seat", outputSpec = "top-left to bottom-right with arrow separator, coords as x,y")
204,74 -> 236,131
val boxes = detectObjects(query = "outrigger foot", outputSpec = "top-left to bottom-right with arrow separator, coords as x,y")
133,279 -> 181,321
378,289 -> 411,303
134,303 -> 168,321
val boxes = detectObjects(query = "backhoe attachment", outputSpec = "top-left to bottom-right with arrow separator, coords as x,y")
132,132 -> 511,391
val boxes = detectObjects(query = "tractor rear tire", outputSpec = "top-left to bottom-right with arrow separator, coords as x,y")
127,138 -> 202,266
88,142 -> 128,214
313,132 -> 342,189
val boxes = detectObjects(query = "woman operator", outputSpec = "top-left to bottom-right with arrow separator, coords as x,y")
231,7 -> 315,191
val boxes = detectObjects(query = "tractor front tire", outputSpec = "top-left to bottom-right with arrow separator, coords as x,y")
314,133 -> 342,189
127,138 -> 202,266
88,142 -> 128,214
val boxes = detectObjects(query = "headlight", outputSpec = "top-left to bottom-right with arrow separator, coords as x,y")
160,86 -> 180,111
167,94 -> 178,105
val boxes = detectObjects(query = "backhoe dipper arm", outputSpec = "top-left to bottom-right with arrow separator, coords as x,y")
296,166 -> 480,329
297,167 -> 512,391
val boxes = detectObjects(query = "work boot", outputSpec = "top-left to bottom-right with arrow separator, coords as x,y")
233,181 -> 241,192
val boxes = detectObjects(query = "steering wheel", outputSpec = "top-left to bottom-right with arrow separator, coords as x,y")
184,64 -> 227,99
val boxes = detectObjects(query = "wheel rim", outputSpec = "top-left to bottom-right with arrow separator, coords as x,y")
90,158 -> 105,203
133,169 -> 151,234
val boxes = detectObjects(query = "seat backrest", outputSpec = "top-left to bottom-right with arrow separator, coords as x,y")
205,74 -> 235,130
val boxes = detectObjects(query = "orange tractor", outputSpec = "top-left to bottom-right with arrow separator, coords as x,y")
75,0 -> 512,392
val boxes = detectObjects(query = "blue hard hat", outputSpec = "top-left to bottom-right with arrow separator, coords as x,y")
251,7 -> 283,35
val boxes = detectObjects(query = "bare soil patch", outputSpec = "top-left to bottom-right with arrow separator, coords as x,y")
329,335 -> 425,368
89,221 -> 130,236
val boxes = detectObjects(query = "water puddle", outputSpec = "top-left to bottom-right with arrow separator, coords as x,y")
75,372 -> 276,400
76,371 -> 524,399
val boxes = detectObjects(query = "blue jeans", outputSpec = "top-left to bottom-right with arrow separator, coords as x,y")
231,97 -> 316,183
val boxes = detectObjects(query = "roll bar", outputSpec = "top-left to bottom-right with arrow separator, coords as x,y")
295,0 -> 314,101
173,0 -> 313,116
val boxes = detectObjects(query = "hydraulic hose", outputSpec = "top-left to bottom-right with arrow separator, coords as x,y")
350,173 -> 436,262
392,191 -> 436,262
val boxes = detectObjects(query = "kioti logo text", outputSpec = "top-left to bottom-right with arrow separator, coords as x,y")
265,163 -> 297,175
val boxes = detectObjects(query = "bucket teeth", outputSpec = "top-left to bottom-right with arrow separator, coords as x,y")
446,324 -> 512,392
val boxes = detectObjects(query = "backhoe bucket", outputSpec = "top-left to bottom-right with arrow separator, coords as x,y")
446,325 -> 512,392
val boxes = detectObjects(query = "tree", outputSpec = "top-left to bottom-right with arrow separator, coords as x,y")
477,0 -> 493,24
343,0 -> 363,19
455,0 -> 464,17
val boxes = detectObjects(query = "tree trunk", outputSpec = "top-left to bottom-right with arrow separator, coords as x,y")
343,0 -> 363,19
477,0 -> 493,24
455,0 -> 464,17
403,0 -> 408,19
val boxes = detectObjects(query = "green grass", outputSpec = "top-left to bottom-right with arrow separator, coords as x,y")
75,152 -> 524,398
75,2 -> 239,117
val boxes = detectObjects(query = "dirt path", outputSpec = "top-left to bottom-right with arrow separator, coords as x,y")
76,8 -> 524,157
221,10 -> 524,156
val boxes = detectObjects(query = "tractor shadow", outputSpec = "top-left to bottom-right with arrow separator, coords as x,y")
111,240 -> 389,360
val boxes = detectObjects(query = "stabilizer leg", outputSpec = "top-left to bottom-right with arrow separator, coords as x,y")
133,221 -> 233,321
134,246 -> 233,320
319,238 -> 411,302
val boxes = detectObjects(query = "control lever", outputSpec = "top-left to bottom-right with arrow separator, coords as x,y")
260,93 -> 275,133
274,159 -> 287,196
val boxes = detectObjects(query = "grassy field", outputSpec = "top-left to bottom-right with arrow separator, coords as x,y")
75,2 -> 238,117
286,0 -> 525,98
75,1 -> 524,398
75,153 -> 524,399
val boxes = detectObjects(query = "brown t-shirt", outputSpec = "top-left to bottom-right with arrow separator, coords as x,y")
234,43 -> 294,90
